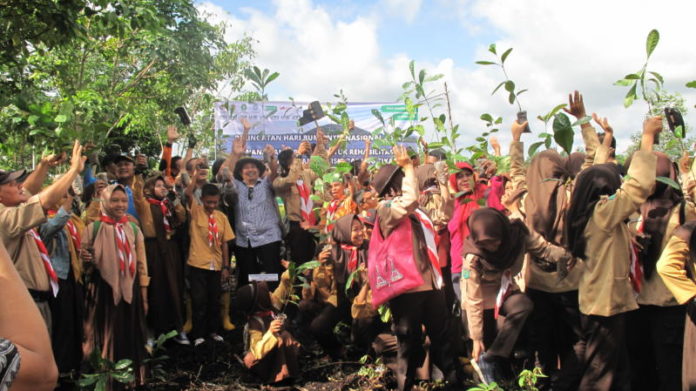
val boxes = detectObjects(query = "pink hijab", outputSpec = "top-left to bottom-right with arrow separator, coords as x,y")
447,162 -> 487,274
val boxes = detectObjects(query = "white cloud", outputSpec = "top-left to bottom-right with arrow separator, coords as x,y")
197,0 -> 696,154
381,0 -> 423,23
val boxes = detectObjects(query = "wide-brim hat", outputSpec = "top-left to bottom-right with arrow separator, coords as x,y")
234,157 -> 266,181
0,169 -> 29,186
372,164 -> 402,197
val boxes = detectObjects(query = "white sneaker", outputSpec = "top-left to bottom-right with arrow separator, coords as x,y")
193,337 -> 205,347
174,332 -> 191,346
209,333 -> 224,342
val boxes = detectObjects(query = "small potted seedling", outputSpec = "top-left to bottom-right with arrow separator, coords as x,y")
477,44 -> 530,132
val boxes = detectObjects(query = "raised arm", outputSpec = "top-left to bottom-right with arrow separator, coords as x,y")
23,153 -> 65,195
357,138 -> 372,185
163,125 -> 178,179
37,141 -> 85,212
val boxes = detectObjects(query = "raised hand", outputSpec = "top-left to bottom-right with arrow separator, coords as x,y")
232,136 -> 246,156
562,90 -> 587,119
490,136 -> 501,156
592,113 -> 613,135
511,120 -> 528,142
393,145 -> 411,167
42,152 -> 67,168
166,125 -> 180,143
69,140 -> 85,173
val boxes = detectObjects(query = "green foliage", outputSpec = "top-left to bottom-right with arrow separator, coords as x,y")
468,367 -> 547,391
143,330 -> 178,382
0,0 -> 255,169
78,348 -> 134,391
283,260 -> 322,309
355,355 -> 389,390
552,113 -> 574,155
614,29 -> 664,110
476,44 -> 527,112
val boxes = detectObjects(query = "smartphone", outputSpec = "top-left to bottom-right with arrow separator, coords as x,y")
517,111 -> 531,133
174,107 -> 191,126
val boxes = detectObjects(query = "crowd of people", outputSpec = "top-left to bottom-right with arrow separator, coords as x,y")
0,90 -> 695,391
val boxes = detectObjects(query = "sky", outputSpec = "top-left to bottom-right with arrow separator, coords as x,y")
197,0 -> 696,153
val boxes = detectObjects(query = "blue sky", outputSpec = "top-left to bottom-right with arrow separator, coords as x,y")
199,0 -> 696,152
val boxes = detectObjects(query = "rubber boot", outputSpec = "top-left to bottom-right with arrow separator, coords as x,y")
183,294 -> 193,333
221,291 -> 236,331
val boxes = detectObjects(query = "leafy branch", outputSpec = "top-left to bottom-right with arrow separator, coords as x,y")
477,44 -> 527,112
614,29 -> 663,111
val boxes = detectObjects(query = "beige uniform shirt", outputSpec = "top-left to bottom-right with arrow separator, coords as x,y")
507,140 -> 582,293
272,159 -> 319,223
0,194 -> 49,291
579,150 -> 656,317
657,235 -> 696,305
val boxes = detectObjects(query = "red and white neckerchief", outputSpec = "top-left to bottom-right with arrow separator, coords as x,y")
494,270 -> 513,319
325,199 -> 342,232
208,213 -> 219,247
340,244 -> 359,273
147,198 -> 173,233
629,220 -> 644,294
65,219 -> 81,253
413,209 -> 444,289
28,229 -> 59,296
296,179 -> 316,225
100,215 -> 135,276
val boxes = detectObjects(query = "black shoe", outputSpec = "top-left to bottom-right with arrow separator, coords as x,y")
477,353 -> 512,384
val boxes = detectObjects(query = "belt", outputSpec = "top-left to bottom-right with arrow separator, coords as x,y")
28,289 -> 52,302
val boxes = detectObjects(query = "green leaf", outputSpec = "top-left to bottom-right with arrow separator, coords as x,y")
624,73 -> 641,80
675,125 -> 684,138
480,113 -> 493,123
508,92 -> 516,105
54,114 -> 68,123
427,142 -> 444,148
115,359 -> 133,370
516,89 -> 528,96
686,80 -> 696,88
476,60 -> 496,66
649,71 -> 664,85
646,29 -> 660,58
409,60 -> 415,79
501,47 -> 513,63
656,176 -> 680,190
552,113 -> 574,155
345,269 -> 359,294
488,43 -> 497,55
614,79 -> 634,87
335,161 -> 352,174
548,103 -> 568,118
491,81 -> 506,96
296,260 -> 322,273
309,155 -> 329,177
95,378 -> 107,391
504,80 -> 515,92
418,69 -> 426,85
323,172 -> 342,183
78,376 -> 99,386
266,72 -> 280,84
624,84 -> 638,108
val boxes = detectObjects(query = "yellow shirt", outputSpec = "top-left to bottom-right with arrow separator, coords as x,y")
187,201 -> 234,271
657,235 -> 696,305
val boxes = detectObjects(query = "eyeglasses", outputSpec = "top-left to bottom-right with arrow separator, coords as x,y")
247,186 -> 254,201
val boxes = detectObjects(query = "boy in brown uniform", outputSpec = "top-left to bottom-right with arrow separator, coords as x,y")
186,180 -> 235,346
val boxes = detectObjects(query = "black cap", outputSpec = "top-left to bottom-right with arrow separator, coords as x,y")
0,169 -> 29,186
113,154 -> 134,164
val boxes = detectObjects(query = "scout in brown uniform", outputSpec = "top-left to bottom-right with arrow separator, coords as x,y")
185,181 -> 235,346
0,141 -> 86,332
237,270 -> 300,384
657,221 -> 696,391
565,116 -> 662,391
371,145 -> 464,391
461,207 -> 571,384
80,184 -> 150,389
504,94 -> 607,390
139,175 -> 189,344
273,138 -> 327,265
626,151 -> 695,391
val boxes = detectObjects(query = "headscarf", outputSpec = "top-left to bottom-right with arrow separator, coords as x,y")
639,152 -> 683,279
566,152 -> 585,178
92,184 -> 139,304
236,282 -> 274,317
565,164 -> 622,260
447,162 -> 487,272
486,175 -> 508,212
525,150 -> 571,245
462,208 -> 529,271
331,214 -> 366,285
